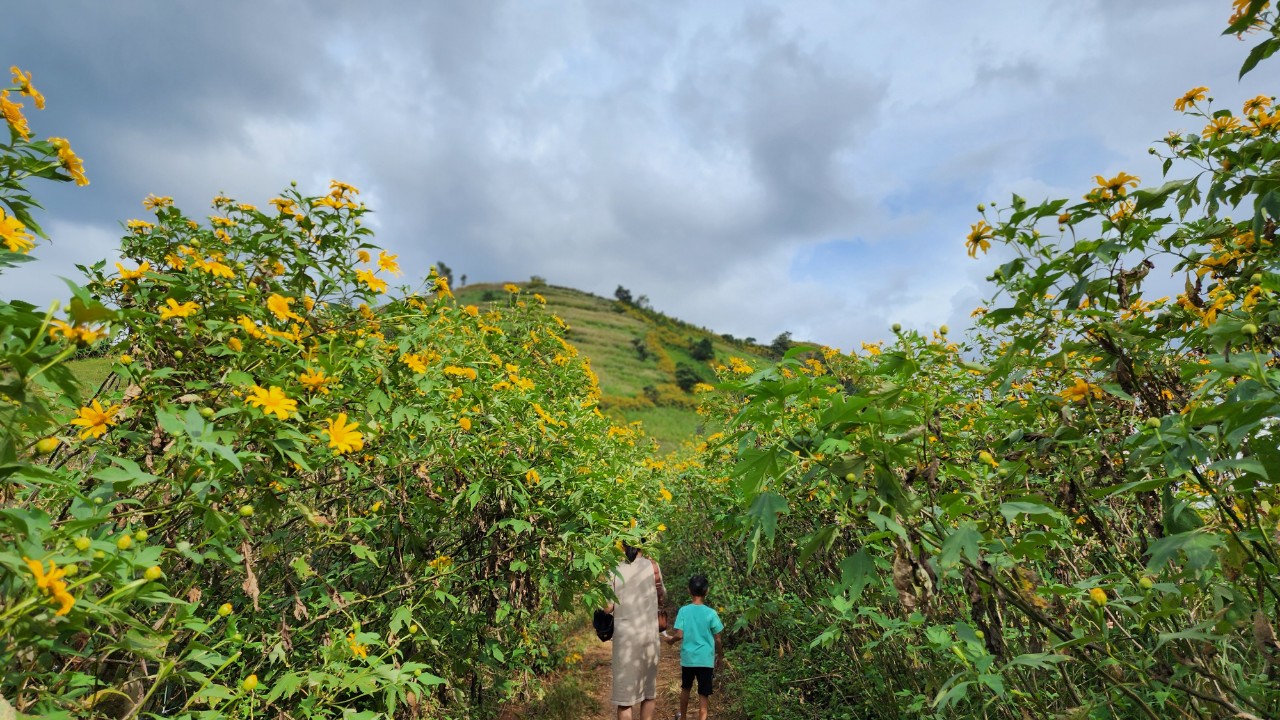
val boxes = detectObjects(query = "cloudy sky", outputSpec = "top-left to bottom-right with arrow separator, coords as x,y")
1,1 -> 1269,350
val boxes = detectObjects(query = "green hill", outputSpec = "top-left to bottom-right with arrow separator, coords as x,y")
454,282 -> 775,449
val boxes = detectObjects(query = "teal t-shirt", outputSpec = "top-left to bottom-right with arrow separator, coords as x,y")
674,603 -> 723,668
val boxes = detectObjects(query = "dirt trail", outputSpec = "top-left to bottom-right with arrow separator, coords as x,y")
500,627 -> 732,719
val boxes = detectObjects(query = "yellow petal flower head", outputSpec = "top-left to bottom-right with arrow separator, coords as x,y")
401,353 -> 427,373
322,413 -> 364,454
0,210 -> 36,254
48,137 -> 88,186
1059,377 -> 1102,403
1243,94 -> 1273,115
142,194 -> 173,210
1088,587 -> 1108,607
116,261 -> 151,282
357,249 -> 371,263
503,283 -> 520,293
1093,172 -> 1139,199
23,556 -> 75,616
347,632 -> 368,659
355,268 -> 387,294
966,220 -> 993,258
458,416 -> 472,431
329,179 -> 360,200
246,385 -> 297,420
267,293 -> 303,322
298,368 -> 332,394
69,399 -> 121,440
433,274 -> 452,299
10,66 -> 45,109
159,298 -> 199,320
378,250 -> 402,276
1173,86 -> 1208,112
0,90 -> 31,139
444,366 -> 478,380
1202,115 -> 1242,139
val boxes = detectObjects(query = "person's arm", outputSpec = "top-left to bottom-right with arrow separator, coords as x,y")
714,632 -> 723,667
664,628 -> 683,645
652,560 -> 666,610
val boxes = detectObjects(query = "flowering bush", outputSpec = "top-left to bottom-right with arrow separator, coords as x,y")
660,4 -> 1280,718
1,72 -> 661,718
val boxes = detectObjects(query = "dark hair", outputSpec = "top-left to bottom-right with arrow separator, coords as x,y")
623,542 -> 641,563
688,574 -> 709,597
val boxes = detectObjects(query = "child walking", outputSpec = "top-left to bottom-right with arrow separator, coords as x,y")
662,574 -> 724,720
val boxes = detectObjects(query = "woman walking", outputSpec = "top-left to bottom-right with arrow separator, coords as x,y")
604,542 -> 666,720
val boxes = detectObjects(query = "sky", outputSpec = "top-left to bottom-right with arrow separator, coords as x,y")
1,1 -> 1270,351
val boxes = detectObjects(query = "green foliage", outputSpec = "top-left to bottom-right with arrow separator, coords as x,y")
0,77 -> 664,717
659,8 -> 1280,718
674,362 -> 702,392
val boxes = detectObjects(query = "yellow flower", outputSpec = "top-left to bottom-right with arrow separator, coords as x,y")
270,196 -> 297,215
322,413 -> 364,454
657,524 -> 667,532
69,399 -> 121,440
267,293 -> 303,322
1202,115 -> 1242,139
401,353 -> 428,373
378,250 -> 401,276
357,249 -> 371,263
142,194 -> 173,210
329,179 -> 360,199
965,220 -> 993,258
48,137 -> 88,186
1059,377 -> 1102,403
459,416 -> 472,431
194,258 -> 234,279
10,66 -> 45,109
0,210 -> 36,253
159,298 -> 199,320
227,337 -> 243,352
246,385 -> 297,420
433,274 -> 452,299
1244,94 -> 1273,115
1088,587 -> 1108,607
525,468 -> 540,485
23,556 -> 75,616
299,368 -> 333,394
463,304 -> 480,317
347,632 -> 368,659
67,329 -> 107,360
0,90 -> 31,139
1093,171 -> 1139,199
355,268 -> 387,293
1173,86 -> 1208,112
428,555 -> 452,571
444,366 -> 478,380
659,487 -> 673,502
503,283 -> 520,293
116,261 -> 151,282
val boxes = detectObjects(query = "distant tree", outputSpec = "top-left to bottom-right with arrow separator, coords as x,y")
635,294 -> 651,310
481,290 -> 498,302
690,337 -> 715,361
720,333 -> 736,343
615,285 -> 633,304
675,363 -> 702,393
769,331 -> 793,357
529,275 -> 547,288
631,336 -> 649,361
435,261 -> 454,287
744,337 -> 756,345
459,274 -> 467,287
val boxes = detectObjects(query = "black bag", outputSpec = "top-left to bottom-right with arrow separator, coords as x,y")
592,609 -> 614,641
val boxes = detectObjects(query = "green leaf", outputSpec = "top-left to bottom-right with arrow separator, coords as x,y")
1239,37 -> 1279,79
745,491 -> 788,544
939,523 -> 982,568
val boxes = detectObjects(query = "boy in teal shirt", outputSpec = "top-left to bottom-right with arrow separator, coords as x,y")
662,574 -> 724,720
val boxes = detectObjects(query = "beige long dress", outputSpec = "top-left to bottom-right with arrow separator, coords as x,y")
611,556 -> 660,707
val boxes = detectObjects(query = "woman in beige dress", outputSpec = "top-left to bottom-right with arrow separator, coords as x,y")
604,543 -> 666,720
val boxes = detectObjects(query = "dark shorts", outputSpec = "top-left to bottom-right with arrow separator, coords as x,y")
681,666 -> 714,696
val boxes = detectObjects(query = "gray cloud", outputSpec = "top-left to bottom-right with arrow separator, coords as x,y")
1,0 -> 1266,351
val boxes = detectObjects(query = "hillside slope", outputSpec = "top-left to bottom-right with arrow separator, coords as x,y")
454,282 -> 775,449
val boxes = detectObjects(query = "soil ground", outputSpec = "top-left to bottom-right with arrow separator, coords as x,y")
499,627 -> 732,720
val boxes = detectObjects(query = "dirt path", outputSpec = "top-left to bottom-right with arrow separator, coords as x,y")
500,627 -> 732,719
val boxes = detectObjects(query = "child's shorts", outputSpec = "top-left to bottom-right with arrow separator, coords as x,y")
681,666 -> 714,697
